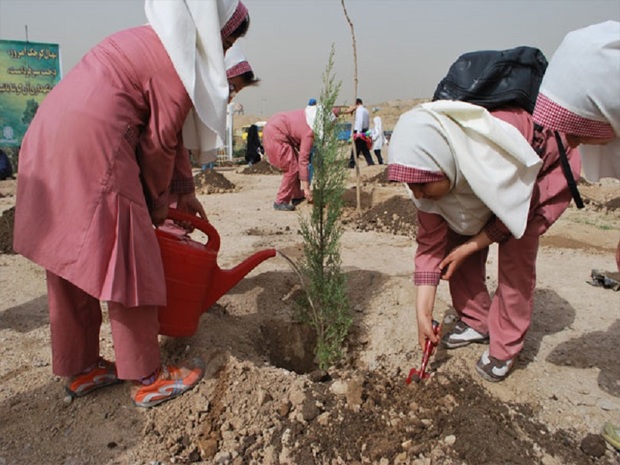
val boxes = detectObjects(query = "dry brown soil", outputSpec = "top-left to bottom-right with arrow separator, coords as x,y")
1,152 -> 619,465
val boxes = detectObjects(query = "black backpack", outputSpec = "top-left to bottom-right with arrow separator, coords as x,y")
432,46 -> 548,114
432,46 -> 583,208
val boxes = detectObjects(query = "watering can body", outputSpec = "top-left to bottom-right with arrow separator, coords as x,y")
155,208 -> 276,337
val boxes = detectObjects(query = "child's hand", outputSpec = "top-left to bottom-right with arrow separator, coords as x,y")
177,193 -> 207,220
417,313 -> 440,350
150,204 -> 168,226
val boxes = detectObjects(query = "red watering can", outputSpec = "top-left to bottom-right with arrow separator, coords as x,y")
155,208 -> 276,337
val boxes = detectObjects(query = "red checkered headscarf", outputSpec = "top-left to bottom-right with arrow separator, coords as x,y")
225,43 -> 252,79
533,94 -> 615,139
221,2 -> 248,38
145,0 -> 251,162
532,21 -> 619,140
387,164 -> 446,184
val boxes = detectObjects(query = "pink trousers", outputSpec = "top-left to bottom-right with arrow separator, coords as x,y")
46,271 -> 161,379
447,216 -> 544,361
266,142 -> 304,205
276,166 -> 304,205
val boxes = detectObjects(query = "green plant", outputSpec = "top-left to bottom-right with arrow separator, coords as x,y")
296,47 -> 352,369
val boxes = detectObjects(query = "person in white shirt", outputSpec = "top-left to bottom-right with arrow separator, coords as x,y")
348,98 -> 375,168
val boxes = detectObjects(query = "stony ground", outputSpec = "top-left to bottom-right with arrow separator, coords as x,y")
1,157 -> 619,465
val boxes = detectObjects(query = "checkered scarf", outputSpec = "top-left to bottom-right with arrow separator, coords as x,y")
225,43 -> 252,79
388,101 -> 542,238
145,0 -> 250,163
532,21 -> 620,181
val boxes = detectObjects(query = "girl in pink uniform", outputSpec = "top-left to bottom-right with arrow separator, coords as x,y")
263,109 -> 315,211
532,22 -> 620,447
387,100 -> 580,382
13,0 -> 250,407
532,21 -> 620,272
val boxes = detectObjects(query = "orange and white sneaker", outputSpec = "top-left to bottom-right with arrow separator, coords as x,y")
65,358 -> 121,398
131,358 -> 205,408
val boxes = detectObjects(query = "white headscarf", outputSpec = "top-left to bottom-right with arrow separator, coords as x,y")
372,116 -> 384,149
305,102 -> 317,129
145,0 -> 247,164
533,21 -> 620,181
389,101 -> 542,238
224,42 -> 252,79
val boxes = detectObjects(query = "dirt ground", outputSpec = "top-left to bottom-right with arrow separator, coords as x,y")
1,151 -> 619,465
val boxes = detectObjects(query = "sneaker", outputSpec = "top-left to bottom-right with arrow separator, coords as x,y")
476,349 -> 514,382
441,320 -> 489,349
273,202 -> 295,211
65,358 -> 121,398
291,197 -> 305,206
131,358 -> 205,408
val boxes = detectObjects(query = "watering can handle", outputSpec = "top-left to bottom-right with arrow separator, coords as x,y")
166,207 -> 221,252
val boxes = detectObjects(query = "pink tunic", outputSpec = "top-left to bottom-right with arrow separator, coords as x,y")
414,108 -> 581,360
263,109 -> 314,205
263,109 -> 314,181
13,26 -> 193,307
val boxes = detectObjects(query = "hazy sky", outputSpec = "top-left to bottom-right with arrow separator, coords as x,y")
1,0 -> 619,117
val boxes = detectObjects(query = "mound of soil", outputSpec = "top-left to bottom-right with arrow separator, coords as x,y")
0,206 -> 15,254
354,196 -> 418,237
241,160 -> 280,175
2,170 -> 619,465
132,357 -> 591,465
193,169 -> 236,194
364,167 -> 390,185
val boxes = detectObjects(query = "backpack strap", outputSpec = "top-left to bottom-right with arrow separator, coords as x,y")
554,130 -> 584,209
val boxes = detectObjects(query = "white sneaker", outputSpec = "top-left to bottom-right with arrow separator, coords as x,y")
441,321 -> 489,349
476,349 -> 514,382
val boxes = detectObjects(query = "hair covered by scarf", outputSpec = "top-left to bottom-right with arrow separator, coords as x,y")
225,42 -> 252,79
388,101 -> 542,238
532,21 -> 620,181
145,0 -> 249,163
533,21 -> 619,139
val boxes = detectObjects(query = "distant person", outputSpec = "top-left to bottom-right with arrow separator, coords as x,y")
348,98 -> 375,168
371,115 -> 385,164
244,124 -> 263,165
263,108 -> 314,211
0,148 -> 13,180
13,0 -> 251,408
532,20 -> 620,271
203,42 -> 260,171
388,98 -> 581,383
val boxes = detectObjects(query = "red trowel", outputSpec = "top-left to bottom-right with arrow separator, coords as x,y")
406,320 -> 441,384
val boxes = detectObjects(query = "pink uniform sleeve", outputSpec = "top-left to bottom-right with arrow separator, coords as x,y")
136,69 -> 193,209
414,210 -> 449,286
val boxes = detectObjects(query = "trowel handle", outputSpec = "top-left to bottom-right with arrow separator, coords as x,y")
166,208 -> 221,252
425,320 -> 441,356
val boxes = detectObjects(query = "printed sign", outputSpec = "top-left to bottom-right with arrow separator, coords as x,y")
0,40 -> 61,147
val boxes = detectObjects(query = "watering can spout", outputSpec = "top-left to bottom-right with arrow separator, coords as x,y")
156,208 -> 276,338
204,248 -> 276,310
